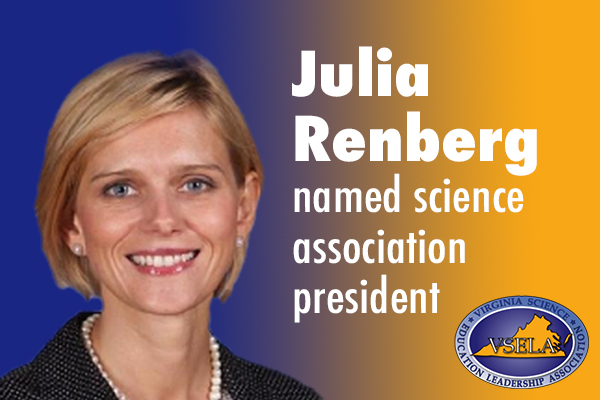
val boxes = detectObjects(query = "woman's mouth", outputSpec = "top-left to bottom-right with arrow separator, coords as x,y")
126,249 -> 200,276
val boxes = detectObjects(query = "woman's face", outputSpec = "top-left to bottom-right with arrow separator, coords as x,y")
68,108 -> 259,316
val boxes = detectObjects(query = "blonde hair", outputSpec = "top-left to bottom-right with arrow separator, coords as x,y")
35,51 -> 263,300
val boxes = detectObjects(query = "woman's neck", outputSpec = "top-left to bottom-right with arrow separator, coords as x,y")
91,294 -> 214,400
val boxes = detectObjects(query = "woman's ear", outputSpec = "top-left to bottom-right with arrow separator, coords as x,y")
237,172 -> 261,237
66,213 -> 86,255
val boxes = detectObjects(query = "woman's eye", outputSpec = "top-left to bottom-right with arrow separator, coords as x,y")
104,183 -> 135,198
182,179 -> 212,193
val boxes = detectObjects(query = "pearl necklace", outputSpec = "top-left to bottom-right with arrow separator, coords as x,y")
82,314 -> 222,400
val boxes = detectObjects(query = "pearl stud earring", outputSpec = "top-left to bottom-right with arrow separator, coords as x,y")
72,243 -> 84,256
235,236 -> 244,248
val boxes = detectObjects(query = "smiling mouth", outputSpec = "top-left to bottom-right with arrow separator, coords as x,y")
126,250 -> 200,268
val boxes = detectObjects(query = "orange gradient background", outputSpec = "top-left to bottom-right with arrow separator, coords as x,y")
290,1 -> 598,398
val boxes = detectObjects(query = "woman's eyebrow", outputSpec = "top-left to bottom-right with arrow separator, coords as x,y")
90,169 -> 137,183
178,164 -> 225,175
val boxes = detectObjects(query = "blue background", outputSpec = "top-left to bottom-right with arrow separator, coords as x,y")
0,0 -> 318,387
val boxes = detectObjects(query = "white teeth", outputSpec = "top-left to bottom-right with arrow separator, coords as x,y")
132,255 -> 145,266
129,251 -> 197,267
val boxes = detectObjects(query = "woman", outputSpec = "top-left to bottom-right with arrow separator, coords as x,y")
0,52 -> 321,400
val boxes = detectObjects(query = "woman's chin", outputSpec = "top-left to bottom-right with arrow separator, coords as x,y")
102,284 -> 214,318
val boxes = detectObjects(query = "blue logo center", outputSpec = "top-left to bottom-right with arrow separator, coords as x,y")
455,296 -> 588,388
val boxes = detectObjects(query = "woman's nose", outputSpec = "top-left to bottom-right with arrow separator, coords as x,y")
142,192 -> 184,235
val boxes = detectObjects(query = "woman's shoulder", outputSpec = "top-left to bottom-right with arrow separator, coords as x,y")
0,362 -> 41,400
0,313 -> 113,400
219,343 -> 322,400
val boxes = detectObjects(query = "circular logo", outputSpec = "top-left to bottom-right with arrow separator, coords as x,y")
455,296 -> 588,388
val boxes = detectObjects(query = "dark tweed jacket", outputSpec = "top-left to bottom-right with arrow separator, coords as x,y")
0,313 -> 321,400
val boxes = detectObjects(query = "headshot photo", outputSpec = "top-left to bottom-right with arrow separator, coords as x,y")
0,51 -> 321,400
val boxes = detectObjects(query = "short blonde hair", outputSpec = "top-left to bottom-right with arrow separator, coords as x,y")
35,51 -> 263,300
